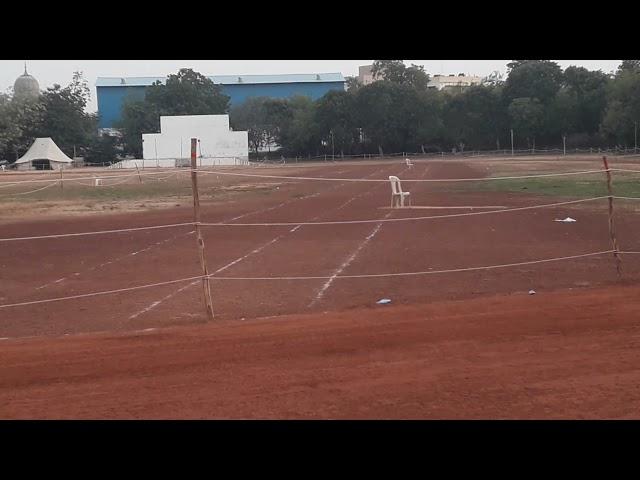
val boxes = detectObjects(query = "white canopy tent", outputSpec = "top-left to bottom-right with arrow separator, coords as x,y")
15,138 -> 73,171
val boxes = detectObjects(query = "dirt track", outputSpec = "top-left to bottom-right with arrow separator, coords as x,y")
1,156 -> 640,418
1,284 -> 640,419
2,158 -> 639,339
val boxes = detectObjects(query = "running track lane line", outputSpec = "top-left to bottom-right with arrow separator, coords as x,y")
31,167 -> 353,292
126,164 -> 395,320
307,165 -> 424,307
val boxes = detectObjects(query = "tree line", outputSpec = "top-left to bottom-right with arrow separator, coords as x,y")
1,61 -> 639,165
228,60 -> 640,158
0,72 -> 117,164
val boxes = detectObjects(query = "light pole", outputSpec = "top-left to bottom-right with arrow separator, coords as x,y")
510,129 -> 514,156
330,130 -> 335,161
563,134 -> 566,156
635,120 -> 638,153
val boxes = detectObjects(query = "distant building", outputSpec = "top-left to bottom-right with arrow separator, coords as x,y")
139,115 -> 248,168
358,64 -> 483,91
358,65 -> 376,85
13,63 -> 40,101
96,73 -> 346,130
427,74 -> 483,91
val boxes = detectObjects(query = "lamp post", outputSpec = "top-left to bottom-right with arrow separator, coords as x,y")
510,129 -> 514,156
330,130 -> 335,161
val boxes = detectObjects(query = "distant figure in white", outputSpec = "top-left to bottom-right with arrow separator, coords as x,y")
405,158 -> 413,166
389,176 -> 411,208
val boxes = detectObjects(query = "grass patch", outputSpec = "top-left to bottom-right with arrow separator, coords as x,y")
450,176 -> 640,198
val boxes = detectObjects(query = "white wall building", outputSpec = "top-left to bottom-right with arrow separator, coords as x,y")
358,65 -> 375,85
117,114 -> 248,168
427,74 -> 483,91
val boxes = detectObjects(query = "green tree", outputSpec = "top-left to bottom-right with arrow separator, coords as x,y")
118,68 -> 230,157
504,60 -> 563,104
508,97 -> 545,149
230,97 -> 271,155
371,60 -> 430,90
354,81 -> 440,154
443,85 -> 507,150
345,76 -> 362,91
617,60 -> 640,74
85,134 -> 119,165
601,68 -> 640,146
0,93 -> 44,161
314,90 -> 356,156
31,71 -> 97,158
279,96 -> 319,156
559,66 -> 610,136
145,68 -> 230,116
118,99 -> 159,158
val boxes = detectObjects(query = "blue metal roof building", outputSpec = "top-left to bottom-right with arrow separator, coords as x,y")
96,73 -> 346,129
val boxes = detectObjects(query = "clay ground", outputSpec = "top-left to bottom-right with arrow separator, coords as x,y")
1,155 -> 640,418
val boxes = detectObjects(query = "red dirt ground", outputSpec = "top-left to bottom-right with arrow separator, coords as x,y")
1,156 -> 639,418
1,284 -> 640,419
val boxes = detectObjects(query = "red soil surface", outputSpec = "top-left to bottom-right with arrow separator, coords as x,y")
1,157 -> 639,418
1,284 -> 640,419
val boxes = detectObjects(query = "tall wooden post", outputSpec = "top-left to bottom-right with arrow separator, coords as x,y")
59,167 -> 64,192
602,156 -> 622,277
135,163 -> 143,184
190,138 -> 215,321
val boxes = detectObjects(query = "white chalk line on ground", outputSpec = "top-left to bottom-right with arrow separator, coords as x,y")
28,170 -> 351,291
20,167 -> 357,299
128,235 -> 287,320
24,168 -> 357,292
0,253 -> 619,310
34,230 -> 196,291
307,164 -> 425,306
379,205 -> 508,210
125,165 -> 392,319
308,212 -> 392,307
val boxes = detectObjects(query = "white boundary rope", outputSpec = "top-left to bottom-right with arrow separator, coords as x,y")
0,250 -> 615,309
0,182 -> 57,197
0,197 -> 609,242
0,167 -> 610,186
198,197 -> 608,227
611,168 -> 640,174
0,169 -> 185,186
195,168 -> 607,183
0,222 -> 194,243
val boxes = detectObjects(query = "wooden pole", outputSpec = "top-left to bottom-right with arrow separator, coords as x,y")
59,167 -> 64,192
602,156 -> 622,277
190,138 -> 215,321
135,163 -> 143,184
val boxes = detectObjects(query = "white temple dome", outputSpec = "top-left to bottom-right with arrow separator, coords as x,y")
13,64 -> 40,101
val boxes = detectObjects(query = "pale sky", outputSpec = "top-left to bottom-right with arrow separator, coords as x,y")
0,60 -> 623,113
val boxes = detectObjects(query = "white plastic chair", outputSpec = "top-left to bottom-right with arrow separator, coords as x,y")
389,176 -> 411,208
405,158 -> 413,166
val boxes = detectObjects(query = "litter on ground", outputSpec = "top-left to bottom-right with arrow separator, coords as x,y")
554,217 -> 577,223
376,298 -> 392,305
528,290 -> 536,295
